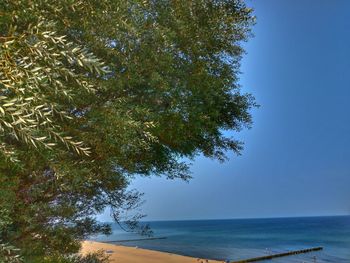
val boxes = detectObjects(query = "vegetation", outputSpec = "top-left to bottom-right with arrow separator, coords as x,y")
0,241 -> 23,262
0,0 -> 255,261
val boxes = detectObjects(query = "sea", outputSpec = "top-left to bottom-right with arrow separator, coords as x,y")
92,216 -> 350,262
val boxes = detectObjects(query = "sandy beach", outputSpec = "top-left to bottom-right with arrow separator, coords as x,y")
81,241 -> 222,263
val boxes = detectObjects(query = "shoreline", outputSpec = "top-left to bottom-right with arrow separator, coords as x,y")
81,241 -> 223,263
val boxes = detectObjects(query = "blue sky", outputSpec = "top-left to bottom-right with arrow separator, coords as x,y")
99,0 -> 350,221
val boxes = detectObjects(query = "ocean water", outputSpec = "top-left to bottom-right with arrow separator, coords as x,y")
93,216 -> 350,262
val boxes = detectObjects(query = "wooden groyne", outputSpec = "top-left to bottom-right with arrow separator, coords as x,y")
231,246 -> 323,263
102,237 -> 167,243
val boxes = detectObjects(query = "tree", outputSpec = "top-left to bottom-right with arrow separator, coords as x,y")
0,0 -> 256,261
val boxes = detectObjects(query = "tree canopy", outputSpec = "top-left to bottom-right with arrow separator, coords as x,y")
0,0 -> 255,261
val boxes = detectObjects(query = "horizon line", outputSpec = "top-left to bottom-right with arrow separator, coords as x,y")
98,213 -> 350,223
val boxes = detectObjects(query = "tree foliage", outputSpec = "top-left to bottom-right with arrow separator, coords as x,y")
0,241 -> 23,262
0,0 -> 256,260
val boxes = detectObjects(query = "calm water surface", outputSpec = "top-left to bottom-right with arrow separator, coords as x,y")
93,216 -> 350,262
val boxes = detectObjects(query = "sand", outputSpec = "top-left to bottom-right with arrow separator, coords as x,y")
81,241 -> 223,263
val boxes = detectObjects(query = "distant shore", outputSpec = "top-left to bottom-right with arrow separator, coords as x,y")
81,241 -> 222,263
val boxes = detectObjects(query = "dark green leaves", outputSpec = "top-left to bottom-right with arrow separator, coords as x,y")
0,0 -> 255,260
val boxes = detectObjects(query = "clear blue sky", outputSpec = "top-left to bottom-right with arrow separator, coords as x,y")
99,0 -> 350,221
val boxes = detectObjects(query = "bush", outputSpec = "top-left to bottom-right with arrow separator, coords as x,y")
29,251 -> 110,263
72,251 -> 110,263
